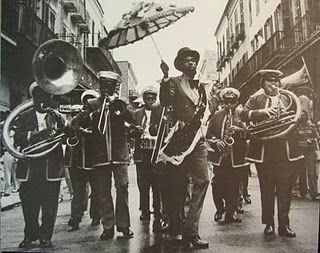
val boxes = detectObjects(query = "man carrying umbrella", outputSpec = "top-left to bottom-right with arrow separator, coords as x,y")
159,47 -> 210,250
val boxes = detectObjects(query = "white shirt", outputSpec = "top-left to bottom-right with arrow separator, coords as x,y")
36,111 -> 47,131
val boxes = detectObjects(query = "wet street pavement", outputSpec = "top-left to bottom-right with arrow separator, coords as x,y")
1,165 -> 319,253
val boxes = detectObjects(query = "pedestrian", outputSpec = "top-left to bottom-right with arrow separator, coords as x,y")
240,69 -> 304,238
206,87 -> 248,224
14,83 -> 66,249
158,47 -> 211,249
72,71 -> 135,240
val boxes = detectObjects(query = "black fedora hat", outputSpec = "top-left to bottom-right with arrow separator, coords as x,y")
174,47 -> 200,72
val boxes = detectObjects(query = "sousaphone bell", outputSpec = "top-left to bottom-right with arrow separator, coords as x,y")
2,39 -> 83,159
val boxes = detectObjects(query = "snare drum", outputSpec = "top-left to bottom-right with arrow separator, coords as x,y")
141,137 -> 156,149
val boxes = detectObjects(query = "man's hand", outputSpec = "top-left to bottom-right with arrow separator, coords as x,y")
259,107 -> 278,118
160,60 -> 169,78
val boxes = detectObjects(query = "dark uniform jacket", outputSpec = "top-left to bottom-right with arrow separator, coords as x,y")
14,108 -> 65,181
241,89 -> 303,163
207,108 -> 249,168
78,97 -> 133,167
160,74 -> 209,124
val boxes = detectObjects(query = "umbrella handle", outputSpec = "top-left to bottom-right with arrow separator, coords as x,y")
150,35 -> 163,61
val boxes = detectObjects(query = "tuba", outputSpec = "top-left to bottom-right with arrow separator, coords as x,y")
247,88 -> 301,140
2,39 -> 83,159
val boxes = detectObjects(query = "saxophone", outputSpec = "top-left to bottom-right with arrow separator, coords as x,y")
223,109 -> 235,146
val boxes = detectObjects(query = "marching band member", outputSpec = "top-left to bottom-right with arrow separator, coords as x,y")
240,69 -> 304,237
72,71 -> 135,240
132,86 -> 162,225
67,89 -> 101,231
159,47 -> 210,249
206,87 -> 248,223
14,83 -> 66,249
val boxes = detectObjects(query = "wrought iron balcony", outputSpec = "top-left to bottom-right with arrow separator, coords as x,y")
85,33 -> 121,75
231,31 -> 290,88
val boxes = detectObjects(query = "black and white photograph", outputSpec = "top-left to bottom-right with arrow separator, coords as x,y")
0,0 -> 319,252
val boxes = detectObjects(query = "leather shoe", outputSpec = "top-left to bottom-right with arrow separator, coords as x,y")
264,224 -> 275,235
68,219 -> 79,231
100,229 -> 114,240
91,218 -> 100,226
18,238 -> 33,249
40,239 -> 53,248
224,212 -> 242,223
183,235 -> 209,250
244,196 -> 251,204
236,207 -> 244,214
164,234 -> 182,248
214,211 -> 223,222
117,227 -> 134,238
278,226 -> 296,238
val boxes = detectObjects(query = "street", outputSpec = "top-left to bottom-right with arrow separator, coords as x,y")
1,165 -> 319,253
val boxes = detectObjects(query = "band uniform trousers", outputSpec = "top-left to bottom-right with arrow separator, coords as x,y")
211,158 -> 241,215
19,179 -> 60,241
136,150 -> 161,216
91,164 -> 130,230
165,141 -> 210,237
256,161 -> 296,227
69,166 -> 100,223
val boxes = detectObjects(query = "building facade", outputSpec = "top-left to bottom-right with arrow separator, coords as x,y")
215,0 -> 320,120
1,0 -> 120,111
116,61 -> 139,106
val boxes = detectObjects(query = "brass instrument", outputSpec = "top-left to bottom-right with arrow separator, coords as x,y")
223,109 -> 235,147
97,97 -> 129,134
247,89 -> 301,140
2,39 -> 83,159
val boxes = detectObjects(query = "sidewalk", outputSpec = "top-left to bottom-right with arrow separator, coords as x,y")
0,192 -> 21,211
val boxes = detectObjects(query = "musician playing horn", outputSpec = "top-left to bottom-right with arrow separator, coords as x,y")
132,86 -> 163,229
159,47 -> 210,249
14,83 -> 66,249
71,71 -> 134,240
206,87 -> 248,224
240,69 -> 303,238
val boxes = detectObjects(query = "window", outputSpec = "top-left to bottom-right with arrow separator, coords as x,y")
274,4 -> 283,31
249,0 -> 253,25
49,11 -> 56,32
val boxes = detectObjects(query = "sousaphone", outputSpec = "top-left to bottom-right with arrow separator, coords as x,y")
2,39 -> 83,159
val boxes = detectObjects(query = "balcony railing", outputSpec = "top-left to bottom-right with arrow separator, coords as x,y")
232,11 -> 320,89
85,33 -> 121,75
1,0 -> 19,40
231,31 -> 290,88
279,11 -> 320,49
